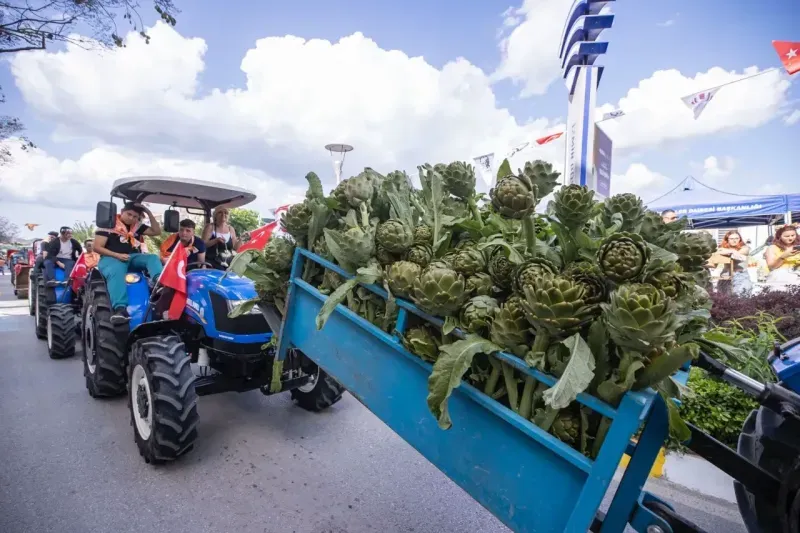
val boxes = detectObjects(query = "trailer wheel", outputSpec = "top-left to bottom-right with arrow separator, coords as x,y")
34,279 -> 47,340
47,304 -> 76,359
290,358 -> 345,412
82,281 -> 126,398
736,406 -> 800,533
129,335 -> 198,464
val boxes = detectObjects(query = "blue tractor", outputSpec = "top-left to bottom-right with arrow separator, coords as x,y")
33,256 -> 83,359
84,177 -> 344,464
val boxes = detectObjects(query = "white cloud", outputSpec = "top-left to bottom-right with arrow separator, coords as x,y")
493,0 -> 572,97
611,163 -> 672,198
697,155 -> 735,180
656,19 -> 676,27
784,109 -> 800,125
596,67 -> 790,150
0,139 -> 307,237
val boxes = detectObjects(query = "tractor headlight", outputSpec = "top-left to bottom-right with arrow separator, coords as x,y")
125,273 -> 141,284
227,299 -> 261,315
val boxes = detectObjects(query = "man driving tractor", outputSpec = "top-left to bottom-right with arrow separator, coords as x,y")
93,202 -> 163,324
43,226 -> 83,286
159,218 -> 206,270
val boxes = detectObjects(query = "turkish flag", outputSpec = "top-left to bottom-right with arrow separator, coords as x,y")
238,204 -> 292,252
70,253 -> 89,293
536,131 -> 564,145
773,41 -> 800,75
159,242 -> 188,320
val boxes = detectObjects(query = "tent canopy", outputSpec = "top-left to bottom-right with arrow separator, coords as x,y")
648,178 -> 799,229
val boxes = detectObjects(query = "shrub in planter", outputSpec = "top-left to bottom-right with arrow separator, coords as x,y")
710,285 -> 800,340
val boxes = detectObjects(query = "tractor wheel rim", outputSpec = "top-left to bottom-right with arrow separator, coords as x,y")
297,367 -> 320,393
36,295 -> 40,325
131,364 -> 153,440
84,308 -> 96,374
47,314 -> 53,350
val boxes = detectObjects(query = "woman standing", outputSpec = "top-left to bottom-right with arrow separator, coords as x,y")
202,207 -> 240,270
716,230 -> 752,295
765,225 -> 800,285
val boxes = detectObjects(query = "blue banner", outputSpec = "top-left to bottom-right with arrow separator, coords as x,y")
593,124 -> 612,199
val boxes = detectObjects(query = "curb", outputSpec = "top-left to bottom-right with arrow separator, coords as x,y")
619,449 -> 736,503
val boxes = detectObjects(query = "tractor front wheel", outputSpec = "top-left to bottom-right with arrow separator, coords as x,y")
129,335 -> 199,464
47,304 -> 76,359
34,279 -> 47,340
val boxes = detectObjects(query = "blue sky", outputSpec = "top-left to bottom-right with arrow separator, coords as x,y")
0,0 -> 798,234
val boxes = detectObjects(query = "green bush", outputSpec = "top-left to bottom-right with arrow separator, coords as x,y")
676,367 -> 758,449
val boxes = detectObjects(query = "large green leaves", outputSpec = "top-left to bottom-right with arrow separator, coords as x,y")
543,333 -> 596,410
427,335 -> 502,429
315,263 -> 382,330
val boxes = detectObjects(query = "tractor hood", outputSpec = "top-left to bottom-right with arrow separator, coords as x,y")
186,269 -> 258,301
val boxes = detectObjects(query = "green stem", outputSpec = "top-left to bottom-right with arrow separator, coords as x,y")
535,406 -> 559,432
522,216 -> 536,253
530,330 -> 551,366
501,362 -> 519,413
519,376 -> 536,419
491,386 -> 507,401
484,358 -> 502,396
469,198 -> 484,228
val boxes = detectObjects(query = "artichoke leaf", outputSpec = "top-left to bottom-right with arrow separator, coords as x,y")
543,333 -> 596,410
224,248 -> 263,278
427,335 -> 502,429
587,320 -> 611,392
315,263 -> 382,330
304,171 -> 325,201
633,343 -> 699,391
477,238 -> 525,264
496,158 -> 513,180
228,298 -> 259,319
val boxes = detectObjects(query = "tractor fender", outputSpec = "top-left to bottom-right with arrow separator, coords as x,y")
127,320 -> 203,351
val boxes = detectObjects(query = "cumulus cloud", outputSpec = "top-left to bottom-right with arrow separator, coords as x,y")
694,155 -> 735,180
784,109 -> 800,126
611,163 -> 672,199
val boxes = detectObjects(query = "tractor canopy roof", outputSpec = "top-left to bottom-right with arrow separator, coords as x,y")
110,176 -> 257,212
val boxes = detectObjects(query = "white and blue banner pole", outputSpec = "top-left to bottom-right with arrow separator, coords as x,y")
559,0 -> 615,199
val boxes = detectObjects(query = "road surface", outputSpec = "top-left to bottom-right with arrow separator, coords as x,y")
0,275 -> 747,533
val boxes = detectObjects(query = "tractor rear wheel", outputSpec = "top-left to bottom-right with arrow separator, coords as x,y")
34,279 -> 47,340
290,356 -> 345,412
47,304 -> 76,359
129,335 -> 199,464
82,281 -> 126,398
736,405 -> 800,533
28,275 -> 36,315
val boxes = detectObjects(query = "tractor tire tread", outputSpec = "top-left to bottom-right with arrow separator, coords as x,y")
47,304 -> 76,359
83,282 -> 126,398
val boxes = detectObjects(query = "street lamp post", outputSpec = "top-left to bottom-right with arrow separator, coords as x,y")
559,0 -> 615,196
325,143 -> 354,185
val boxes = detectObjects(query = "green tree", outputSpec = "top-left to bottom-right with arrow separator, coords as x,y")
72,221 -> 96,243
0,215 -> 19,242
228,208 -> 261,237
0,1 -> 180,164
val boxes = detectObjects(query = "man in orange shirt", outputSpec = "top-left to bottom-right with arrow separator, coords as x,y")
83,239 -> 100,270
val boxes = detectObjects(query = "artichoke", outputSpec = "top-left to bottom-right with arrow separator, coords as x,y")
402,326 -> 441,363
376,219 -> 414,254
521,274 -> 597,336
563,260 -> 602,277
460,295 -> 500,335
344,171 -> 374,208
263,237 -> 295,273
311,236 -> 333,261
487,252 -> 514,290
442,161 -> 476,199
323,223 -> 376,272
602,283 -> 679,353
512,257 -> 559,293
521,160 -> 560,199
414,224 -> 432,245
442,196 -> 469,219
490,173 -> 538,220
405,243 -> 434,268
376,245 -> 400,266
466,272 -> 494,296
571,271 -> 608,306
645,265 -> 684,299
602,193 -> 646,232
552,184 -> 596,230
669,231 -> 717,273
428,259 -> 452,270
639,210 -> 668,246
386,261 -> 422,299
597,232 -> 651,283
280,201 -> 312,242
452,248 -> 486,277
411,266 -> 468,316
490,299 -> 532,354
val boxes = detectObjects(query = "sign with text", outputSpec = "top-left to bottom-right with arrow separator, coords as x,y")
593,124 -> 612,199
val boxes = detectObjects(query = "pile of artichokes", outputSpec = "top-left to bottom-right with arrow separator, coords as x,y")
232,158 -> 724,458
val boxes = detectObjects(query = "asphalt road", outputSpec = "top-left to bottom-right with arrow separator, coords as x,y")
0,275 -> 747,533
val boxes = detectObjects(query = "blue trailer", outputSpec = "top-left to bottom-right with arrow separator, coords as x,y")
273,247 -> 800,533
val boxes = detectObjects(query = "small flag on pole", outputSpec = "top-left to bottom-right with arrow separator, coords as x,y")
507,142 -> 530,158
536,132 -> 564,145
773,41 -> 800,75
473,153 -> 495,187
602,109 -> 625,121
681,88 -> 720,119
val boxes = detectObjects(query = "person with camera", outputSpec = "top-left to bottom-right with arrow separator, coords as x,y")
715,230 -> 752,295
765,225 -> 800,284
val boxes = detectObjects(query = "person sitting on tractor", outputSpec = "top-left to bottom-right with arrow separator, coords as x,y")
83,238 -> 100,270
43,226 -> 83,286
159,218 -> 206,270
93,202 -> 163,324
36,231 -> 59,274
